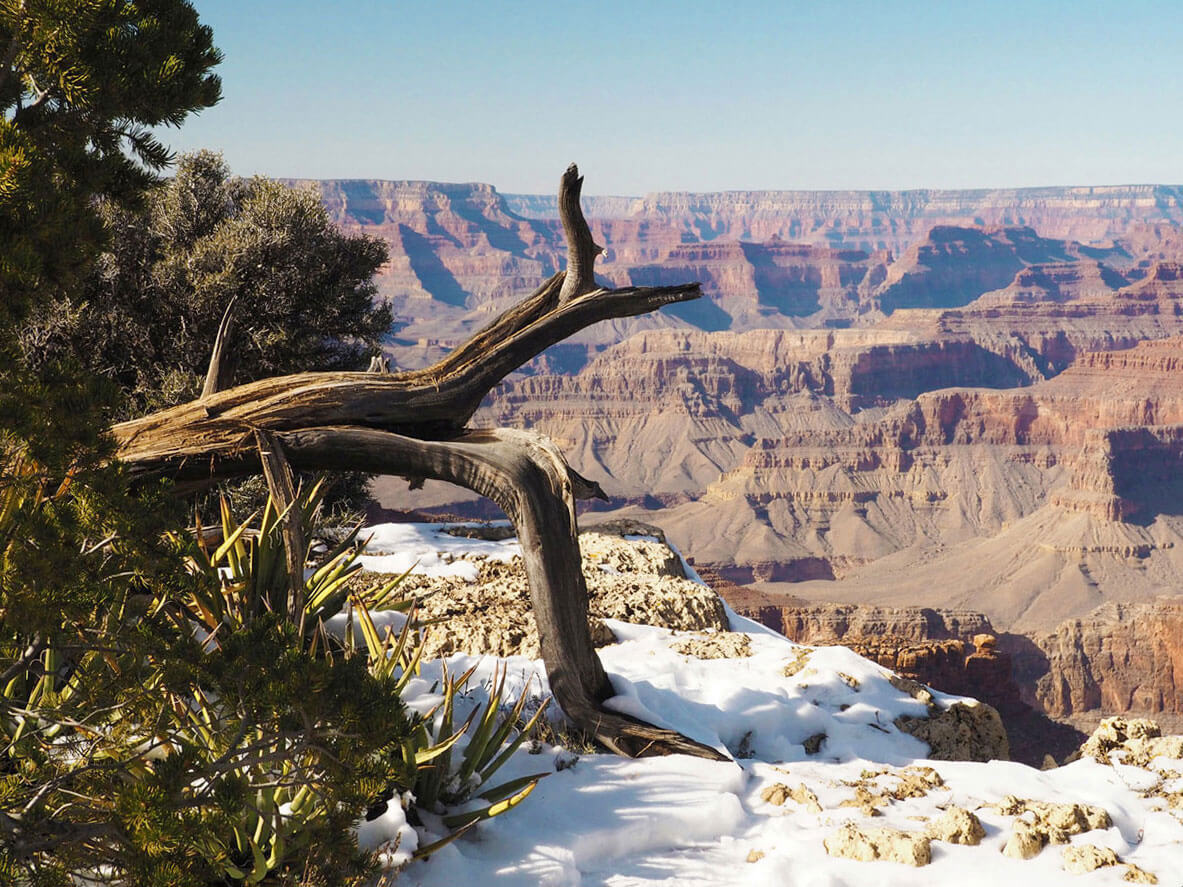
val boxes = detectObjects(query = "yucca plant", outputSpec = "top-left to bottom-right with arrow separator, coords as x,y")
173,478 -> 410,638
396,666 -> 551,860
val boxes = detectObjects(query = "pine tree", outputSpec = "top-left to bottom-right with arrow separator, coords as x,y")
0,0 -> 222,323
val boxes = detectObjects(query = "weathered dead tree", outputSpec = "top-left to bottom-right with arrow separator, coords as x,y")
112,164 -> 726,761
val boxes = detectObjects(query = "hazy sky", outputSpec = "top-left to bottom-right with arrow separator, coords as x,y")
166,0 -> 1183,194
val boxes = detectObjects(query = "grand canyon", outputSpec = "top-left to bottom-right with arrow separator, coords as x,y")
289,177 -> 1183,754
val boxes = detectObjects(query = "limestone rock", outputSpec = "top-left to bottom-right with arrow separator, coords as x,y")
759,784 -> 789,806
888,766 -> 945,800
351,527 -> 727,660
925,806 -> 985,845
823,822 -> 932,867
1123,864 -> 1159,883
759,782 -> 821,813
670,632 -> 752,660
782,648 -> 812,677
1002,820 -> 1045,860
895,700 -> 1010,762
1062,844 -> 1119,874
1072,716 -> 1183,766
787,784 -> 823,814
997,795 -> 1112,859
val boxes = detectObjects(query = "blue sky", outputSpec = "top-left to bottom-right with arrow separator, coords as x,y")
166,1 -> 1183,194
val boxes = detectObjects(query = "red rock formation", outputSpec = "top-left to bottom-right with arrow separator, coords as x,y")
288,179 -> 1183,344
1017,601 -> 1183,718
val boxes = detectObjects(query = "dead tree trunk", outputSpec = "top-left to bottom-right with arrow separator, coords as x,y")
112,164 -> 725,761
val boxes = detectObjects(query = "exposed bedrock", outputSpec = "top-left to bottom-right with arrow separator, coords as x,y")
1013,600 -> 1183,720
727,598 -> 1013,705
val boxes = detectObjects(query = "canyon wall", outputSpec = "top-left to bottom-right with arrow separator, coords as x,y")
283,178 -> 1183,352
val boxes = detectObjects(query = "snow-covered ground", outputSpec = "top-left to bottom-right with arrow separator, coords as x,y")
354,525 -> 1183,886
356,522 -> 521,580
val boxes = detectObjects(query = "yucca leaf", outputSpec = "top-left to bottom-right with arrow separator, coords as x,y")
415,706 -> 478,766
394,632 -> 426,694
440,777 -> 543,829
212,517 -> 254,565
480,697 -> 552,783
476,771 -> 550,803
455,667 -> 506,785
410,818 -> 479,860
478,684 -> 537,775
245,836 -> 268,884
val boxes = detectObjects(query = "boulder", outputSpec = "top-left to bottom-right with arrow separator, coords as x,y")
823,822 -> 931,866
895,700 -> 1010,762
1062,844 -> 1119,874
925,806 -> 985,846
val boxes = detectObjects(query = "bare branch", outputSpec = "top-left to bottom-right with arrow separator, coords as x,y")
558,163 -> 604,303
201,293 -> 239,399
0,635 -> 44,687
112,280 -> 700,483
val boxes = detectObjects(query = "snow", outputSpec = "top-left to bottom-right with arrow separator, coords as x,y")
355,522 -> 521,581
348,524 -> 1183,886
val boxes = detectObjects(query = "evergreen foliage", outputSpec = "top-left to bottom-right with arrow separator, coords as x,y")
1,469 -> 419,884
1,3 -> 406,882
0,0 -> 222,321
23,150 -> 393,415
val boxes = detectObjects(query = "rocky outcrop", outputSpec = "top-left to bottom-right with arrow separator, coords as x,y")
738,600 -> 993,645
895,701 -> 1010,763
995,795 -> 1111,861
823,822 -> 931,866
925,807 -> 985,845
869,226 -> 1077,314
1018,601 -> 1183,719
349,525 -> 727,660
1069,716 -> 1183,765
